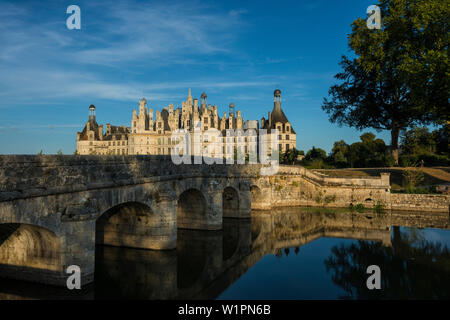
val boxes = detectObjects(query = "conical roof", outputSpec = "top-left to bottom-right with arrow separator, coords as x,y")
269,103 -> 295,134
271,103 -> 289,125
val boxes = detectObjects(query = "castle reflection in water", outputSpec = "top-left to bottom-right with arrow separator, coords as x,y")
1,207 -> 449,300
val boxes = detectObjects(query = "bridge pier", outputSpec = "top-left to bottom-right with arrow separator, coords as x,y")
59,219 -> 96,286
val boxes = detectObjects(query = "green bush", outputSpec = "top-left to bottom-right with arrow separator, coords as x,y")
349,203 -> 365,213
400,153 -> 450,167
373,202 -> 385,214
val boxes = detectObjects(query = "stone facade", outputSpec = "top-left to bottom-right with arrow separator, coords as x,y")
76,89 -> 297,156
76,105 -> 130,155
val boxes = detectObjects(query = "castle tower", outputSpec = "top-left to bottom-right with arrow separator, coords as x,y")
89,104 -> 96,121
201,92 -> 207,106
138,97 -> 147,132
264,88 -> 296,153
187,88 -> 193,107
274,88 -> 281,104
271,89 -> 288,126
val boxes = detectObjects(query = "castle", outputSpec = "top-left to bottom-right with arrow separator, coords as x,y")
76,89 -> 296,156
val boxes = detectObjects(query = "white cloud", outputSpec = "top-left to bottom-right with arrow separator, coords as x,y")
0,1 -> 258,105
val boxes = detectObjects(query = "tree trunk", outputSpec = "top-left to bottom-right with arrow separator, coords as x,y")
391,125 -> 400,165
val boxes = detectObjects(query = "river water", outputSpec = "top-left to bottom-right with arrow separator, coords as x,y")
0,207 -> 449,299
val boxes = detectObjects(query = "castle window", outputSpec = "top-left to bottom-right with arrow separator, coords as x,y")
279,144 -> 282,151
286,135 -> 289,140
286,144 -> 290,151
277,126 -> 281,132
286,126 -> 290,132
134,121 -> 136,127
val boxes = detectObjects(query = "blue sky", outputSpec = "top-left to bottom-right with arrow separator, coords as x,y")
0,0 -> 389,154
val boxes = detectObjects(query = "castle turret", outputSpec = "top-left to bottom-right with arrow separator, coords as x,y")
89,104 -> 96,121
201,92 -> 207,106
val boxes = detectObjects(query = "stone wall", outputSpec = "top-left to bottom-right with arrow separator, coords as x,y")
391,193 -> 450,213
249,170 -> 392,211
0,155 -> 448,213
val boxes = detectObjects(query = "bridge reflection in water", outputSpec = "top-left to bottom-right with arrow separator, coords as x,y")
0,208 -> 449,300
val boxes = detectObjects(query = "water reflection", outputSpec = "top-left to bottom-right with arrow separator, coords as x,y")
0,208 -> 449,300
324,226 -> 450,299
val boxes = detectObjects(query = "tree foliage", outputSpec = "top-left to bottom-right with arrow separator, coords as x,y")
322,0 -> 449,164
324,228 -> 450,299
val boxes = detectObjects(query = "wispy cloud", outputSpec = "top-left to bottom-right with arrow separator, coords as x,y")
0,0 -> 251,105
74,1 -> 246,65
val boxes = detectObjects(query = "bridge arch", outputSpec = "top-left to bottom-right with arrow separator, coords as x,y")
0,223 -> 62,283
177,188 -> 208,230
96,201 -> 171,250
222,186 -> 240,217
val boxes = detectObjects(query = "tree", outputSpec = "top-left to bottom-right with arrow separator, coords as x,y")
434,124 -> 449,156
281,148 -> 302,165
330,140 -> 349,168
322,0 -> 449,165
324,228 -> 450,299
329,133 -> 393,168
305,146 -> 327,162
400,126 -> 436,155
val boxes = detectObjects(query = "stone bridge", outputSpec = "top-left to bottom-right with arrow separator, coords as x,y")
0,155 -> 448,286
